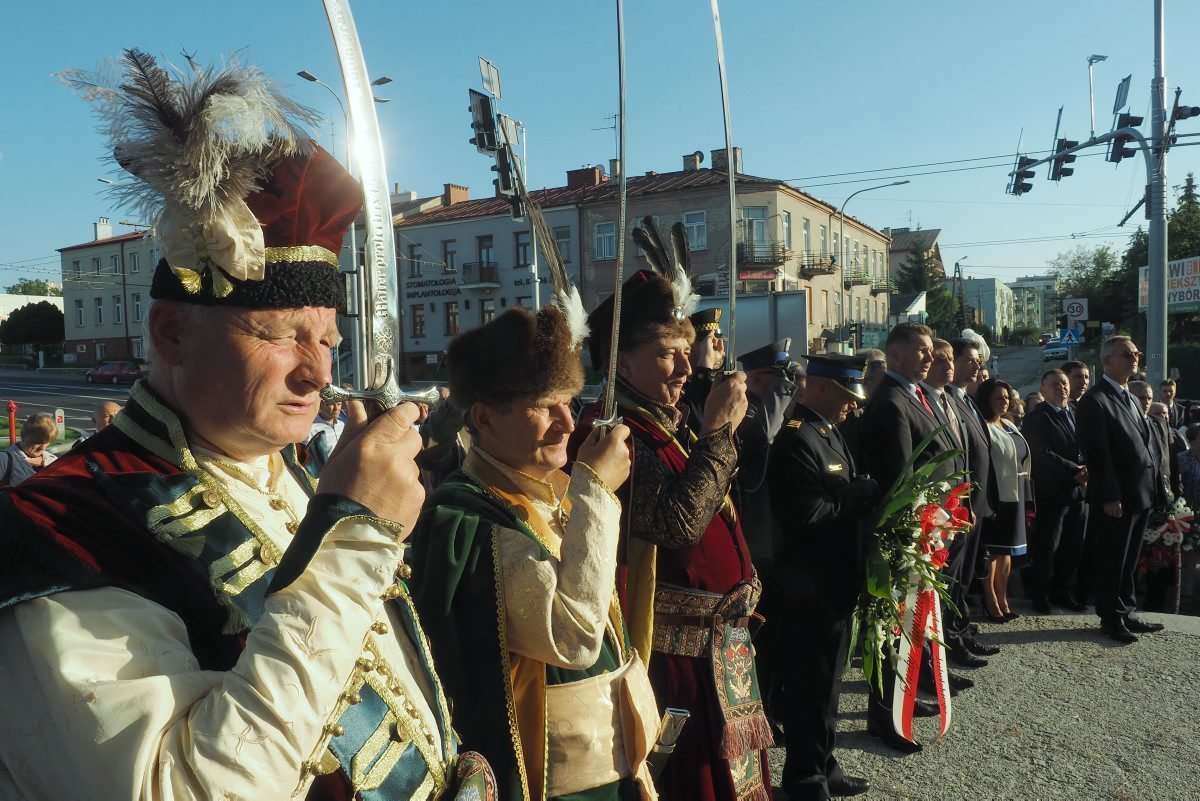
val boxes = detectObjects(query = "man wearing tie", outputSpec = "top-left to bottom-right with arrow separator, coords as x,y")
1159,379 -> 1184,430
1023,369 -> 1089,613
946,338 -> 1001,660
858,323 -> 957,751
1076,336 -> 1166,643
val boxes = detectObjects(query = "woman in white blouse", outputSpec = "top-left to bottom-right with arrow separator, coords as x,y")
977,378 -> 1031,622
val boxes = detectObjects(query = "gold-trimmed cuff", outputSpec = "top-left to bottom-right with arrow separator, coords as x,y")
265,245 -> 339,268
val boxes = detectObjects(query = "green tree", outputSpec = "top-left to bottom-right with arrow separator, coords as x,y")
897,248 -> 935,293
0,301 -> 64,349
5,278 -> 62,297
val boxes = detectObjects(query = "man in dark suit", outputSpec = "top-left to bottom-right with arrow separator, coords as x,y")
1160,379 -> 1184,430
945,338 -> 1002,661
1023,368 -> 1089,612
1076,337 -> 1166,643
1130,382 -> 1181,505
768,355 -> 875,801
1063,360 -> 1091,409
857,322 -> 956,751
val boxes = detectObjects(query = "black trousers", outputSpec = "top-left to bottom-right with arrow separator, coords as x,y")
1088,505 -> 1152,623
1031,495 -> 1088,602
777,612 -> 851,800
943,518 -> 985,645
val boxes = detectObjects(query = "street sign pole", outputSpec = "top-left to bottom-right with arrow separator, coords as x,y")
1146,0 -> 1169,385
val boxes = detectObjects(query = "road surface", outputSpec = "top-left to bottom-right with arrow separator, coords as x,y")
0,370 -> 131,435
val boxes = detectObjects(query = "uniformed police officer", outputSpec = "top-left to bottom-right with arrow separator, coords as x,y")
767,354 -> 877,801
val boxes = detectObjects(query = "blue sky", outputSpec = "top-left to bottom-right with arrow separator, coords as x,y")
4,0 -> 1200,288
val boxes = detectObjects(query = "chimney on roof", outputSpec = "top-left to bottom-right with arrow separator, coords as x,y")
442,183 -> 470,206
566,165 -> 605,189
93,217 -> 112,241
710,147 -> 743,175
682,151 -> 704,171
609,159 -> 620,180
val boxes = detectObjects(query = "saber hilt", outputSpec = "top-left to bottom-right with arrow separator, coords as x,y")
646,707 -> 690,780
319,361 -> 441,411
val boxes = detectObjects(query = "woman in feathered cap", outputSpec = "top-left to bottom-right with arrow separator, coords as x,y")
569,219 -> 773,801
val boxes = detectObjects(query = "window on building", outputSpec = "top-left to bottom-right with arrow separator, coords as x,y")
554,226 -> 572,262
821,290 -> 829,326
113,295 -> 123,324
442,240 -> 457,273
852,242 -> 860,270
132,337 -> 144,359
481,298 -> 496,325
832,232 -> 840,263
477,235 -> 495,264
94,297 -> 103,325
445,301 -> 460,336
782,211 -> 792,250
408,244 -> 423,278
72,259 -> 81,279
411,305 -> 426,337
132,293 -> 142,322
802,218 -> 811,255
593,222 -> 616,261
111,255 -> 120,275
515,296 -> 531,308
819,225 -> 828,256
92,257 -> 101,275
74,299 -> 84,327
854,296 -> 861,321
148,247 -> 158,266
96,342 -> 107,361
741,206 -> 768,243
128,252 -> 139,273
514,231 -> 531,266
683,211 -> 707,251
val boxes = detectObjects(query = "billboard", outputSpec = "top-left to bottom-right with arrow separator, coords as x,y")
1138,256 -> 1200,313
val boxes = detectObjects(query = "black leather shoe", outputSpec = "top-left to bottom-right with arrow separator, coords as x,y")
913,697 -> 939,717
867,718 -> 923,753
1125,617 -> 1165,634
1051,595 -> 1089,612
948,671 -> 975,692
948,647 -> 988,669
828,774 -> 870,797
964,639 -> 1001,657
1101,620 -> 1138,644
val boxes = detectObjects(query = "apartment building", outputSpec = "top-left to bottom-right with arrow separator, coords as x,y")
1007,273 -> 1059,331
57,218 -> 156,365
962,277 -> 1016,335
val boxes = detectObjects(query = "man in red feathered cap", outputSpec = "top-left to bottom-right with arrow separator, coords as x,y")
569,254 -> 773,801
0,50 -> 489,800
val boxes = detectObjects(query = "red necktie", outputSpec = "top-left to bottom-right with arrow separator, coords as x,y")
914,385 -> 935,418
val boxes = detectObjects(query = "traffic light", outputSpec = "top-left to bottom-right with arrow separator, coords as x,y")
1050,138 -> 1078,181
1172,104 -> 1200,122
492,145 -> 516,196
848,321 -> 861,348
468,89 -> 498,154
1108,112 -> 1143,163
1011,156 -> 1037,196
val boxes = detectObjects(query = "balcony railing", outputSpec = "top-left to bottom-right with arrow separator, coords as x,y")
737,241 -> 787,266
870,278 -> 896,295
843,270 -> 872,288
459,261 -> 500,288
796,252 -> 836,278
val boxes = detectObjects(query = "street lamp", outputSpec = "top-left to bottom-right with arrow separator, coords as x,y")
830,179 -> 909,347
1087,54 -> 1108,137
296,68 -> 392,384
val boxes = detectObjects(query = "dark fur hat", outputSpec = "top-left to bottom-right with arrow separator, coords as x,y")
586,270 -> 693,370
448,305 -> 585,410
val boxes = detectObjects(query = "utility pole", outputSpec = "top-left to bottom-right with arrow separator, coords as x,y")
1146,0 -> 1168,385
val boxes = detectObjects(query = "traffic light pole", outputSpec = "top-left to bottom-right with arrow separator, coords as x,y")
1146,0 -> 1168,385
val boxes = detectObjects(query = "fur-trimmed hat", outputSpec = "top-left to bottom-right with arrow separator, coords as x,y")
586,269 -> 694,371
63,49 -> 355,310
448,306 -> 584,410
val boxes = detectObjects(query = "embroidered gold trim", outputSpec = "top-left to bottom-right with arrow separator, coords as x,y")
265,245 -> 339,267
113,406 -> 182,467
173,266 -> 203,294
391,585 -> 457,760
491,531 -> 536,801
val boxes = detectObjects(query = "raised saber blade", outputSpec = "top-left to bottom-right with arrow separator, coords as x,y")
597,0 -> 628,427
320,0 -> 404,410
710,0 -> 738,370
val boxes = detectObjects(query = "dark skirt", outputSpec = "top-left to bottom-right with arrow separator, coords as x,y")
983,499 -> 1028,556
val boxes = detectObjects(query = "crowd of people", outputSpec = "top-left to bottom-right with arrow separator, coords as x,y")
0,50 -> 1193,801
